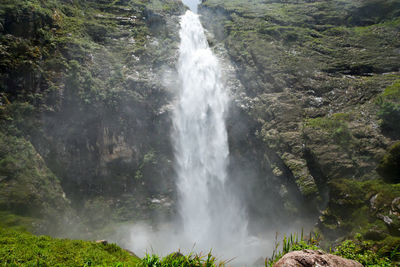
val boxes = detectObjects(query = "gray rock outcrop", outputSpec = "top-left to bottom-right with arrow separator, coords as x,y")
273,249 -> 362,267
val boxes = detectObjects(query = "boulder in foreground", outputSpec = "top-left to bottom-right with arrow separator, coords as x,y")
273,249 -> 363,267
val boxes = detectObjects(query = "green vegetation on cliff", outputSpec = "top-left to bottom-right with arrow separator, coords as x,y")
377,141 -> 400,183
377,79 -> 400,136
0,133 -> 67,216
333,237 -> 396,267
305,113 -> 353,149
0,132 -> 70,234
318,178 -> 400,263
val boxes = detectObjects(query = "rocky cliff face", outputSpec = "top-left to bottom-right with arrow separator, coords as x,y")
199,0 -> 400,249
0,0 -> 185,233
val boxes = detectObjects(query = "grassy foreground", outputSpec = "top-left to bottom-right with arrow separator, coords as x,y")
1,226 -> 398,266
0,227 -> 223,267
0,228 -> 140,266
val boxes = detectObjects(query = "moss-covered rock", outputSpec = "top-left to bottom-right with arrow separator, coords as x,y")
0,132 -> 71,233
282,153 -> 319,199
318,178 -> 400,246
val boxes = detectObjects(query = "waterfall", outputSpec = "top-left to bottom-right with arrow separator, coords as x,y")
127,9 -> 269,266
172,10 -> 249,255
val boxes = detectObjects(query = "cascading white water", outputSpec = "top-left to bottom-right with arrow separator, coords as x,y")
126,8 -> 270,266
172,10 -> 249,255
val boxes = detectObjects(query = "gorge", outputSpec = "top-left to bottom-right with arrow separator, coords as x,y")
0,0 -> 400,266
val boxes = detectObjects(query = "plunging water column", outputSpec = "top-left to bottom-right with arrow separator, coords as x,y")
128,8 -> 268,265
173,10 -> 249,254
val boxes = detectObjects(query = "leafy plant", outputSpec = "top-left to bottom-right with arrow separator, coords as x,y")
377,101 -> 400,133
266,231 -> 398,267
139,251 -> 224,267
334,239 -> 392,266
266,230 -> 321,267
